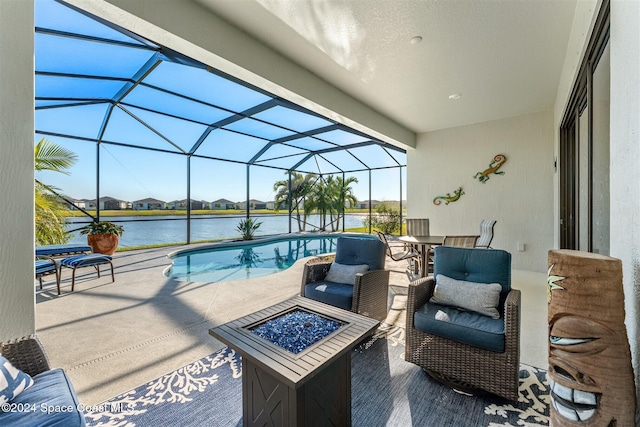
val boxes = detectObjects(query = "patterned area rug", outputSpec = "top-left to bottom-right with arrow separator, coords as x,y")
84,323 -> 550,426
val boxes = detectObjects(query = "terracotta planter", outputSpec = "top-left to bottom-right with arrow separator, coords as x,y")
87,234 -> 119,255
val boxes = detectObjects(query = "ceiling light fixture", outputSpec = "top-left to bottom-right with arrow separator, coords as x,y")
410,36 -> 423,45
448,93 -> 462,100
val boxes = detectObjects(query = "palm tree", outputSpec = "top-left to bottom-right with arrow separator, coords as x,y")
273,172 -> 316,231
308,176 -> 334,231
34,138 -> 77,245
331,176 -> 358,231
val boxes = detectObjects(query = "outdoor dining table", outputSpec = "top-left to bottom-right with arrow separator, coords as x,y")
398,235 -> 445,277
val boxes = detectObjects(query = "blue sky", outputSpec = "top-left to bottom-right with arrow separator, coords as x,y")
35,138 -> 406,204
34,0 -> 406,205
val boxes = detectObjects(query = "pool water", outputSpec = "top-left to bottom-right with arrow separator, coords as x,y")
164,233 -> 376,283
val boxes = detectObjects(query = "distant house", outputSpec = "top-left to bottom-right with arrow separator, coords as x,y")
167,200 -> 183,210
100,196 -> 127,210
82,196 -> 126,210
211,198 -> 236,210
167,199 -> 206,210
265,201 -> 287,210
133,198 -> 166,210
236,199 -> 267,210
83,199 -> 97,210
357,200 -> 382,209
65,197 -> 86,210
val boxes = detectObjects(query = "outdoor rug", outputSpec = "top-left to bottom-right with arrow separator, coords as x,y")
84,324 -> 550,426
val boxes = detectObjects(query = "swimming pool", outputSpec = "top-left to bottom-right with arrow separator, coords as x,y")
164,233 -> 377,282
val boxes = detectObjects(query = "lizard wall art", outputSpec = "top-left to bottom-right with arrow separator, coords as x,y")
433,186 -> 464,205
474,154 -> 507,183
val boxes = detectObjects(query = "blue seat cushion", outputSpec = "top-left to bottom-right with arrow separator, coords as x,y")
35,260 -> 57,275
433,246 -> 511,294
334,237 -> 386,271
1,368 -> 86,426
304,281 -> 353,311
414,302 -> 505,352
61,254 -> 112,269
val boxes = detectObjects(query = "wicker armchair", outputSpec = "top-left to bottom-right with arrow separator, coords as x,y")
301,236 -> 390,321
1,336 -> 86,426
405,246 -> 521,401
0,335 -> 50,377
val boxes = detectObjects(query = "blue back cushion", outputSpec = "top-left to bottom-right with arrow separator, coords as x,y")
335,237 -> 386,271
433,246 -> 511,293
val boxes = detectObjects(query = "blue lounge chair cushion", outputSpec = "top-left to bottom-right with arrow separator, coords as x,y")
61,254 -> 112,269
35,260 -> 57,275
414,302 -> 505,352
0,368 -> 86,426
304,281 -> 353,311
35,244 -> 91,257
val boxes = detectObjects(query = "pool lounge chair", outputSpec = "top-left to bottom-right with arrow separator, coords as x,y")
35,259 -> 60,294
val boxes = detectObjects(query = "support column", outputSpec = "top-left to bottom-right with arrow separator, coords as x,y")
0,0 -> 36,340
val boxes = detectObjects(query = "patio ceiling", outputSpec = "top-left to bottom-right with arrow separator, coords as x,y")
34,0 -> 405,176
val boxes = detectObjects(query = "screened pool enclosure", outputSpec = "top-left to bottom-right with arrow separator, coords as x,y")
35,0 -> 406,247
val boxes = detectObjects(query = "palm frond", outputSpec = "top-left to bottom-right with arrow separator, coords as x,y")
34,137 -> 78,174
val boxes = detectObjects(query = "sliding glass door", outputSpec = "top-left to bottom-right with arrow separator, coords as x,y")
560,1 -> 610,254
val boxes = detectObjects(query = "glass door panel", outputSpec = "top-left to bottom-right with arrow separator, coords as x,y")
578,105 -> 590,251
591,43 -> 611,255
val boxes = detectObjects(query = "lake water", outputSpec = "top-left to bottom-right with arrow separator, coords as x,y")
65,213 -> 370,248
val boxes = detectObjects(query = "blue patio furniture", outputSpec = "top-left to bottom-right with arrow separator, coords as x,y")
60,254 -> 114,291
0,336 -> 85,426
35,259 -> 60,294
300,237 -> 390,321
405,245 -> 520,401
35,244 -> 91,258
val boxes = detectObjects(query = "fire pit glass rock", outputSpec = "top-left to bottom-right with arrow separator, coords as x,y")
249,309 -> 343,354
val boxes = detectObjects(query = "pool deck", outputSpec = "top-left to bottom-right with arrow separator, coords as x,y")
35,240 -> 548,405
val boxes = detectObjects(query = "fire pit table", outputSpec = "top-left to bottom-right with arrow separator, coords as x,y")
209,296 -> 379,427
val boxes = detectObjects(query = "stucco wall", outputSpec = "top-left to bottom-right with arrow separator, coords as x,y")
610,0 -> 640,420
0,0 -> 36,341
407,110 -> 554,272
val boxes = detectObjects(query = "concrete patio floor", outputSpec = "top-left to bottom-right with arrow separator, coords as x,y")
35,241 -> 548,406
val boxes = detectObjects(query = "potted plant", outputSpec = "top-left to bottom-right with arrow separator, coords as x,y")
80,221 -> 124,255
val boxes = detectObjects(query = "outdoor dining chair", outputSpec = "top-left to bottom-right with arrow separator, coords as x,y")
476,219 -> 497,248
406,218 -> 430,236
424,235 -> 479,273
442,235 -> 479,247
35,259 -> 60,294
376,231 -> 421,278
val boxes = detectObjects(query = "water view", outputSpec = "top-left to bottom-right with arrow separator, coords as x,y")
65,213 -> 370,248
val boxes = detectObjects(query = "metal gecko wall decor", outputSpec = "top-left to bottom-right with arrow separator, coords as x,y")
433,186 -> 464,206
474,154 -> 507,183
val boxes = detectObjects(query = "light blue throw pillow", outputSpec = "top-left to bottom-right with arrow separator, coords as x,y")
0,355 -> 34,404
325,262 -> 369,286
430,274 -> 502,319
